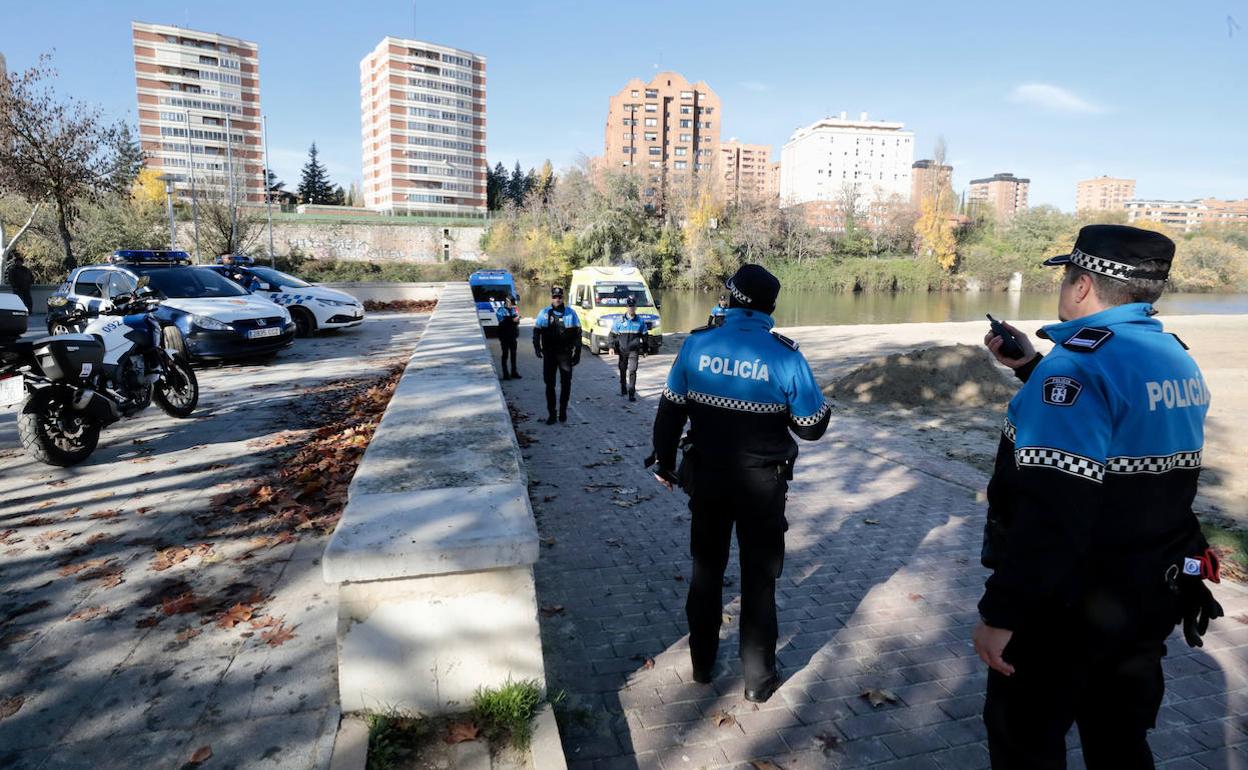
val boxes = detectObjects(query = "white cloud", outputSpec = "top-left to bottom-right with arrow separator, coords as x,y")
740,80 -> 770,92
1008,83 -> 1104,114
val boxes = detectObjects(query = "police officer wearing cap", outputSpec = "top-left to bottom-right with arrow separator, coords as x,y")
707,294 -> 729,327
609,297 -> 648,402
975,225 -> 1224,767
649,264 -> 830,702
533,286 -> 581,425
496,296 -> 522,380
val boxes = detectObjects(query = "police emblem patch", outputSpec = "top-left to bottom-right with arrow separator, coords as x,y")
1042,376 -> 1083,406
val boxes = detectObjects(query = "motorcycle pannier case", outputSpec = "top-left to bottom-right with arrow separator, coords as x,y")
0,294 -> 27,342
34,335 -> 105,382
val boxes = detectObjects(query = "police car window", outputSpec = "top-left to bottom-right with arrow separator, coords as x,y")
594,283 -> 650,307
107,272 -> 138,298
250,267 -> 310,288
471,285 -> 511,302
133,267 -> 249,298
74,270 -> 108,298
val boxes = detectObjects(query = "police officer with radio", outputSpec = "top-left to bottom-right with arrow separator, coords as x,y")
707,293 -> 729,327
496,296 -> 521,380
609,297 -> 648,401
975,225 -> 1224,768
533,286 -> 581,425
649,264 -> 830,702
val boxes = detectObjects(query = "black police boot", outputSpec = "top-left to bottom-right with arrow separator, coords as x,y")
545,413 -> 557,425
511,370 -> 521,379
744,673 -> 781,704
691,666 -> 713,685
502,372 -> 511,380
620,382 -> 627,396
558,408 -> 568,423
628,388 -> 636,402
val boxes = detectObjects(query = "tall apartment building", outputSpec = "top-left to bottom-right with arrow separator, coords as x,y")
779,112 -> 914,211
603,71 -> 720,209
719,140 -> 777,205
1201,198 -> 1248,227
911,159 -> 954,209
360,37 -> 487,217
968,172 -> 1029,220
1076,176 -> 1136,212
1124,198 -> 1248,233
131,21 -> 264,203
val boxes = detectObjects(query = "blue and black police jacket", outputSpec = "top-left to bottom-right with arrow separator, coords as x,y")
532,305 -> 581,355
652,307 -> 830,472
708,304 -> 727,327
609,314 -> 648,354
495,305 -> 520,339
980,303 -> 1210,632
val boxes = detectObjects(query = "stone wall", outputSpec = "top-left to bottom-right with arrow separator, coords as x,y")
177,220 -> 486,263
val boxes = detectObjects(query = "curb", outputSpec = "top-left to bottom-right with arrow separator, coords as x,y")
328,714 -> 368,770
530,704 -> 567,770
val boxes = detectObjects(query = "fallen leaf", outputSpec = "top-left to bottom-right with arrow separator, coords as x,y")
863,518 -> 880,525
539,605 -> 565,617
750,760 -> 783,770
151,546 -> 193,572
161,592 -> 197,616
89,509 -> 122,520
711,710 -> 736,728
136,616 -> 162,628
642,658 -> 655,670
444,720 -> 480,744
67,606 -> 108,622
861,688 -> 898,708
188,745 -> 213,763
674,574 -> 684,582
814,732 -> 841,752
58,557 -> 112,577
260,622 -> 296,647
175,627 -> 202,643
0,695 -> 24,720
539,536 -> 556,548
908,594 -> 924,602
216,603 -> 254,629
249,615 -> 279,629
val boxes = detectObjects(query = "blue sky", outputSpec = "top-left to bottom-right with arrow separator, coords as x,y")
3,0 -> 1245,208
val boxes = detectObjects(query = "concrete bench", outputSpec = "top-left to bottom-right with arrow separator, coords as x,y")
323,282 -> 543,715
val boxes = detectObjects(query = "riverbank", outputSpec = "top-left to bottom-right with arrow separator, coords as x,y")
779,314 -> 1248,529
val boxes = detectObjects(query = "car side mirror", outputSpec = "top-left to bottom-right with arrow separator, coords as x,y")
580,299 -> 591,309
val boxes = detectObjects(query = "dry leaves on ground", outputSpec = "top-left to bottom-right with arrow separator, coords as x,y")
364,299 -> 437,313
188,745 -> 213,764
539,605 -> 565,617
88,509 -> 122,520
260,621 -> 296,647
750,760 -> 783,770
174,627 -> 201,643
67,606 -> 108,622
161,592 -> 198,616
58,557 -> 113,577
0,695 -> 24,720
215,602 -> 255,629
711,710 -> 736,728
444,720 -> 480,744
861,688 -> 899,708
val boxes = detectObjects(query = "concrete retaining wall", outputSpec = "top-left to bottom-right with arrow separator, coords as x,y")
175,220 -> 486,263
12,282 -> 444,314
322,282 -> 544,715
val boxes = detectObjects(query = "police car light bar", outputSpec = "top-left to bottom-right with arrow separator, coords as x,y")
109,249 -> 192,265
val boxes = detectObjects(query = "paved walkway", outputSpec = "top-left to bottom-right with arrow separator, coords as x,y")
0,313 -> 427,770
499,330 -> 1248,770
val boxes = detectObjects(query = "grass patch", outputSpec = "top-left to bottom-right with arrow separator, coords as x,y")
471,678 -> 544,750
1202,522 -> 1248,583
365,710 -> 431,770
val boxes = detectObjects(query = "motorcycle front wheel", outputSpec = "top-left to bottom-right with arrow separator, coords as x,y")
153,357 -> 199,418
17,398 -> 101,466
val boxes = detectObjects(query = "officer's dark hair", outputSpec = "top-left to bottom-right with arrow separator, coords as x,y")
1065,261 -> 1167,307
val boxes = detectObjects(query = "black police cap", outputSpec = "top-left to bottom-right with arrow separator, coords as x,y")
1043,224 -> 1175,281
551,286 -> 564,298
626,297 -> 636,307
725,264 -> 781,313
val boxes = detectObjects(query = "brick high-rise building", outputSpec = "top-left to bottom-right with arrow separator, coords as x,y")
779,113 -> 914,209
604,71 -> 720,209
1076,176 -> 1136,212
968,172 -> 1029,220
131,21 -> 264,203
1123,198 -> 1248,233
719,140 -> 776,205
360,37 -> 487,217
911,159 -> 954,209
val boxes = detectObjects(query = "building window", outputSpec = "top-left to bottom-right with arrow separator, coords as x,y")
649,161 -> 661,169
680,106 -> 692,115
630,90 -> 639,97
674,147 -> 687,156
644,132 -> 658,141
645,103 -> 657,112
674,161 -> 688,169
622,118 -> 635,126
680,91 -> 693,99
622,147 -> 635,154
680,133 -> 692,142
644,118 -> 657,127
679,119 -> 692,128
648,147 -> 661,155
645,89 -> 658,98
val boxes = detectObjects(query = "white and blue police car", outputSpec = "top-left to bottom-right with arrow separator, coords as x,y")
202,257 -> 365,338
47,250 -> 294,361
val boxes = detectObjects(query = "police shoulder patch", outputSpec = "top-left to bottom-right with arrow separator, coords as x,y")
1041,375 -> 1083,406
770,331 -> 799,350
1061,326 -> 1113,353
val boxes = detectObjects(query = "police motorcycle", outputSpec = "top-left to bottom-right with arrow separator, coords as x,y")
0,277 -> 199,466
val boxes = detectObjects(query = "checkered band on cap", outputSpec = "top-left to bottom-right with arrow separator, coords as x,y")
661,387 -> 687,405
792,400 -> 831,427
688,390 -> 787,414
1069,248 -> 1136,281
1106,450 -> 1202,475
1002,418 -> 1017,443
1016,446 -> 1105,483
725,279 -> 753,305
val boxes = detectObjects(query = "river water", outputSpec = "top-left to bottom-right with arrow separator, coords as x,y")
519,288 -> 1248,333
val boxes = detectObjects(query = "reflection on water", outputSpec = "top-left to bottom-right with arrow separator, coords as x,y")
517,288 -> 1248,334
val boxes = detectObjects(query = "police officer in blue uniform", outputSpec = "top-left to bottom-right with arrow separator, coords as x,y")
975,225 -> 1224,768
609,297 -> 648,401
707,293 -> 729,327
533,286 -> 581,425
496,297 -> 521,380
650,264 -> 830,702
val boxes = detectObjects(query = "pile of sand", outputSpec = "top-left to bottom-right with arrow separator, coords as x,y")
827,344 -> 1016,408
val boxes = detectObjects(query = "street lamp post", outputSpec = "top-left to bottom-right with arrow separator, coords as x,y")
262,114 -> 275,268
225,112 -> 237,253
185,110 -> 200,263
157,173 -> 177,250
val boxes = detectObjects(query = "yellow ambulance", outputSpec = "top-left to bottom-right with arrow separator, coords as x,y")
568,266 -> 663,355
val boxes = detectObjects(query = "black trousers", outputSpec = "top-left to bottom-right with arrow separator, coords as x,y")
617,349 -> 640,392
984,617 -> 1171,769
15,288 -> 32,313
686,464 -> 787,689
542,353 -> 574,417
499,335 -> 518,375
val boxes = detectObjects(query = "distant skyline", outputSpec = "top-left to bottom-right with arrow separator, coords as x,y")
3,0 -> 1245,209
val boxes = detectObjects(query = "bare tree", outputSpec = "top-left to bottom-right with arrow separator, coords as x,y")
197,171 -> 265,257
0,55 -> 128,269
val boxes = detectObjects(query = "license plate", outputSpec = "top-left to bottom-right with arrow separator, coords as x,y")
247,327 -> 281,339
0,376 -> 23,409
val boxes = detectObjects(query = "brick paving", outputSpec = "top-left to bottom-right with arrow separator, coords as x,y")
501,331 -> 1248,770
0,313 -> 428,770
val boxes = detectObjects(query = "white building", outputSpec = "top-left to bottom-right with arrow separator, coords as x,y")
779,112 -> 914,207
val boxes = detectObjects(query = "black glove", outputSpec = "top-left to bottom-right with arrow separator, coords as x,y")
1179,580 -> 1224,648
571,349 -> 581,366
534,347 -> 543,359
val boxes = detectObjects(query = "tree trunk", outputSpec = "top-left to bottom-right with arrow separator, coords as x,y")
55,199 -> 75,270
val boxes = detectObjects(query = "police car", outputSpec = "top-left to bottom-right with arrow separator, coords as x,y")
201,256 -> 364,337
46,250 -> 294,361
